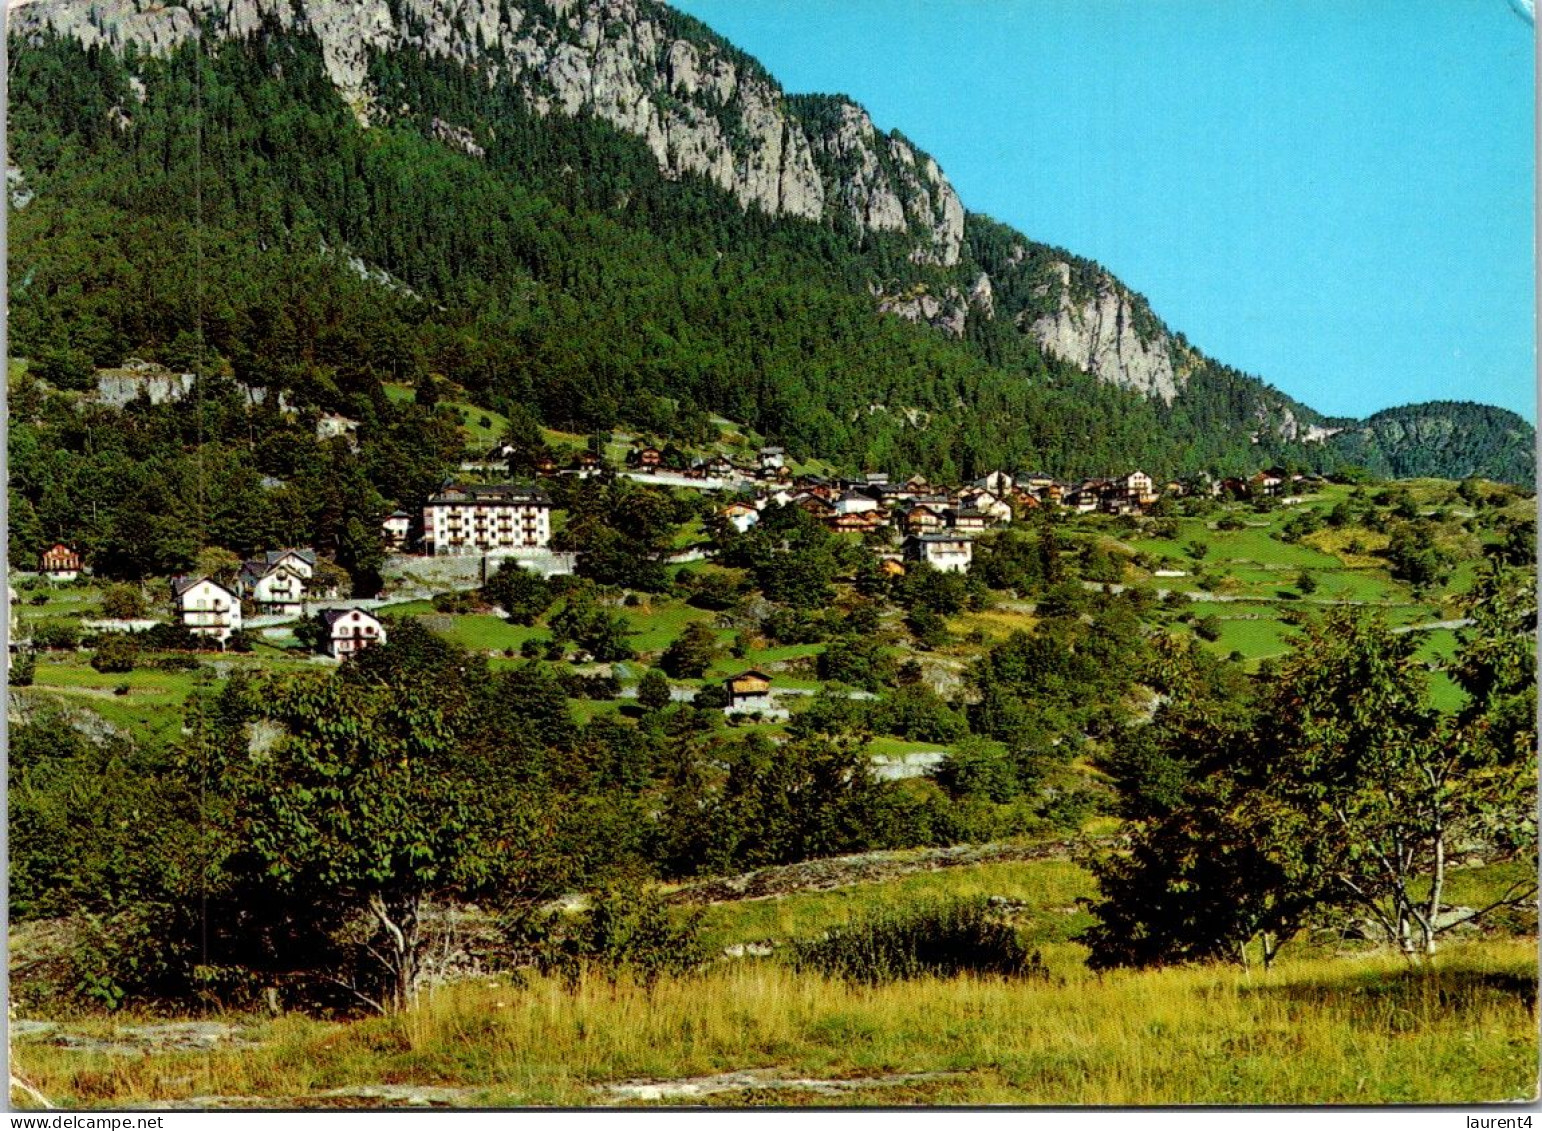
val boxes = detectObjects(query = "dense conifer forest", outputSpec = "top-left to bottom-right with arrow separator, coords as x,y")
8,28 -> 1349,492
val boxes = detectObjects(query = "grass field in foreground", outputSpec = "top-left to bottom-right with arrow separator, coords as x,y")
12,938 -> 1534,1108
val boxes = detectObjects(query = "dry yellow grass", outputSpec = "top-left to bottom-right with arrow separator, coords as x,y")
1301,527 -> 1392,568
13,939 -> 1535,1108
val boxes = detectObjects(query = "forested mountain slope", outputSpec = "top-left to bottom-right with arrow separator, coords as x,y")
1327,402 -> 1536,487
7,0 -> 1533,486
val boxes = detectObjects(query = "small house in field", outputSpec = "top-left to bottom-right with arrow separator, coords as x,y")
319,607 -> 387,659
726,668 -> 774,714
1250,470 -> 1285,497
40,544 -> 82,581
757,446 -> 786,471
171,576 -> 242,646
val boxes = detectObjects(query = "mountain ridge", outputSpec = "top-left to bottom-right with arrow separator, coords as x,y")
7,0 -> 1533,485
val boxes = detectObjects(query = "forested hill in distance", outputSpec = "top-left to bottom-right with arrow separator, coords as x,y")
1326,402 -> 1536,488
7,0 -> 1534,486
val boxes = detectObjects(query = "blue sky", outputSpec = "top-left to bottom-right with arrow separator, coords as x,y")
670,0 -> 1536,423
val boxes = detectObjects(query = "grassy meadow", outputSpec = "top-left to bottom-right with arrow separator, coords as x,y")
10,849 -> 1536,1108
11,930 -> 1535,1107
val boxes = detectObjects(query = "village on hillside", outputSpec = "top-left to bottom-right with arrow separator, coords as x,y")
12,425 -> 1325,666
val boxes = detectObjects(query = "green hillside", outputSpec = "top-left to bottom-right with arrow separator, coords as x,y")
1328,401 -> 1536,488
9,26 -> 1348,488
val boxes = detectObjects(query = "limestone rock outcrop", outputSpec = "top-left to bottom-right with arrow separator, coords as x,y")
1024,261 -> 1181,404
9,0 -> 963,261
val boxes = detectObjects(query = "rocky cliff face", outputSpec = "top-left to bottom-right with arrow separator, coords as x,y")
797,98 -> 964,267
8,0 -> 962,265
1024,260 -> 1181,403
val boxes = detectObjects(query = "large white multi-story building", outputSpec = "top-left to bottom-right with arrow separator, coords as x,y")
422,484 -> 552,556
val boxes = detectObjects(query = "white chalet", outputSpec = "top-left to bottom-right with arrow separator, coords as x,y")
237,549 -> 318,617
40,543 -> 83,581
382,510 -> 414,551
422,484 -> 553,556
1117,470 -> 1157,506
903,533 -> 974,574
320,607 -> 387,659
171,576 -> 242,645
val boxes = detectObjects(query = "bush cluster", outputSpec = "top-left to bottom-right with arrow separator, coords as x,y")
788,897 -> 1047,985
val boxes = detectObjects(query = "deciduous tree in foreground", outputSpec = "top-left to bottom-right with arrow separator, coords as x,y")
1085,570 -> 1537,968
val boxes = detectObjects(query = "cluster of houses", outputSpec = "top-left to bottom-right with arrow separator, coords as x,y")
24,448 -> 1320,665
379,452 -> 1324,576
703,463 -> 1321,575
158,552 -> 382,657
166,548 -> 387,658
708,467 -> 1157,575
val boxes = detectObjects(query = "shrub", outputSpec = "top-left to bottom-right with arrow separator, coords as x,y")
692,683 -> 730,710
91,634 -> 139,673
8,651 -> 36,687
659,622 -> 720,679
636,668 -> 672,710
788,898 -> 1047,985
142,622 -> 200,652
432,590 -> 477,615
506,884 -> 707,988
100,583 -> 148,620
1193,615 -> 1223,642
32,620 -> 80,651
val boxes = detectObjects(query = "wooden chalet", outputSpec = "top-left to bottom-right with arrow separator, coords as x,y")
40,543 -> 82,580
726,668 -> 774,713
629,445 -> 663,470
903,504 -> 946,535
